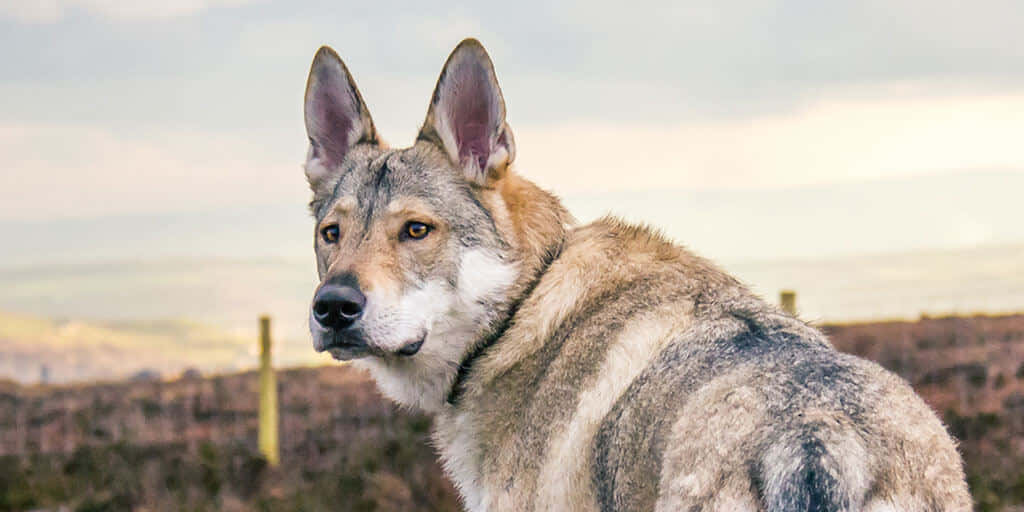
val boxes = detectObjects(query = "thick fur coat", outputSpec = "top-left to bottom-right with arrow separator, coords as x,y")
301,39 -> 971,511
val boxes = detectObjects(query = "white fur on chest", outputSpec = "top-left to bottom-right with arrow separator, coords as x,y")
359,249 -> 516,413
434,409 -> 488,512
357,248 -> 515,510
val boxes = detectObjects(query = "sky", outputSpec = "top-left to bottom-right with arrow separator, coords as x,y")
1,0 -> 1023,262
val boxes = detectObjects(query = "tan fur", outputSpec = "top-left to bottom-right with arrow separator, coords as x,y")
536,302 -> 692,511
438,220 -> 712,510
463,220 -> 680,383
320,196 -> 452,298
431,218 -> 969,511
302,39 -> 971,512
858,367 -> 972,510
656,376 -> 771,511
495,171 -> 573,269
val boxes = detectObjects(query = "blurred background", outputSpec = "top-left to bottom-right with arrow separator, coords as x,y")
1,1 -> 1022,510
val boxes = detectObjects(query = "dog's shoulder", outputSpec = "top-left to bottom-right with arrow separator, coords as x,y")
463,215 -> 762,401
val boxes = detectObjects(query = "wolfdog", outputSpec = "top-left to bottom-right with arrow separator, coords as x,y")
301,39 -> 970,511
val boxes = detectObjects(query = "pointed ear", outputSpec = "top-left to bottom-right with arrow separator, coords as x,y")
418,39 -> 515,186
303,46 -> 378,193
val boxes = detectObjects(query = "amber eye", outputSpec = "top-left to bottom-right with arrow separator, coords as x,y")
403,221 -> 431,240
320,224 -> 340,243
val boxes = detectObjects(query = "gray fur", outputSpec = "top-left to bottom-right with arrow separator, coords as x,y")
300,39 -> 972,511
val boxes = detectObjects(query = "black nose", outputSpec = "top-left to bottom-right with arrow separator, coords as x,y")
312,284 -> 366,330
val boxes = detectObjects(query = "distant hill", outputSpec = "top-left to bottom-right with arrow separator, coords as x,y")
725,242 -> 1024,323
0,258 -> 319,350
0,311 -> 320,384
1,241 -> 1022,363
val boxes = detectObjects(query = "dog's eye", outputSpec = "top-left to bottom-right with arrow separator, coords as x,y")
320,224 -> 340,244
403,221 -> 432,240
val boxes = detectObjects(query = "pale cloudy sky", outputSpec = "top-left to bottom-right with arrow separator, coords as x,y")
1,0 -> 1023,260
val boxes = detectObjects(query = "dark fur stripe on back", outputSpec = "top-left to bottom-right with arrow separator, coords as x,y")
591,312 -> 836,511
473,272 -> 695,506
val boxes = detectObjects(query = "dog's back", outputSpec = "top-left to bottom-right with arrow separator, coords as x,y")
439,218 -> 970,511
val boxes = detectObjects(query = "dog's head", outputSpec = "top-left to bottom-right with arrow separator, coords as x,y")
302,39 -> 567,410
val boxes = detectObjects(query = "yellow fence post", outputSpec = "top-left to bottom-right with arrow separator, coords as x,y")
780,290 -> 797,316
258,315 -> 279,467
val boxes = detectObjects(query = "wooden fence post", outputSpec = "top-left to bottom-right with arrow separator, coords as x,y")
780,290 -> 797,316
258,315 -> 279,467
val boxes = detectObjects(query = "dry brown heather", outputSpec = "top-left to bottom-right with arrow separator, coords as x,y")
0,367 -> 458,511
0,313 -> 1022,510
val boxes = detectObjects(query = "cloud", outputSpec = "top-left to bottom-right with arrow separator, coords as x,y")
3,86 -> 1021,223
514,88 -> 1024,192
0,122 -> 308,221
0,1 -> 61,23
0,0 -> 258,23
2,0 -> 1023,229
